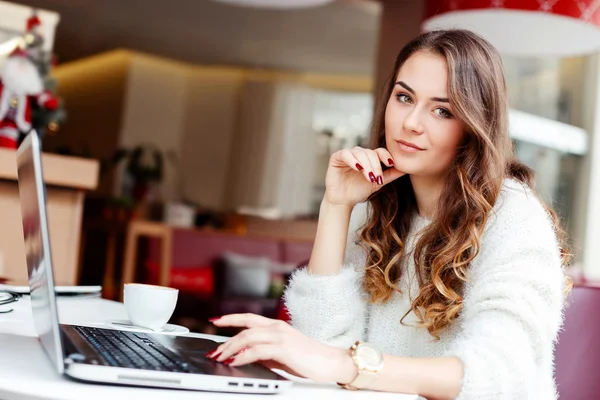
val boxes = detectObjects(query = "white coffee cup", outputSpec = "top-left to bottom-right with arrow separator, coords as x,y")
123,283 -> 178,330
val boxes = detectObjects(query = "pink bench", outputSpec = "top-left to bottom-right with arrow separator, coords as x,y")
156,229 -> 312,269
134,226 -> 312,321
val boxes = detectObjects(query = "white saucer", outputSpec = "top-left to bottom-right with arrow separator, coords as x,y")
105,319 -> 189,334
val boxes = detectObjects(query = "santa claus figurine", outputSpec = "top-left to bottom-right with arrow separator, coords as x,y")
0,47 -> 58,149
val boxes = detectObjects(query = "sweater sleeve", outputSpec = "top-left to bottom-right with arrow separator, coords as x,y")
447,183 -> 566,400
282,202 -> 368,349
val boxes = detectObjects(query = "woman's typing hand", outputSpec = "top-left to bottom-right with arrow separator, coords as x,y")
206,313 -> 356,384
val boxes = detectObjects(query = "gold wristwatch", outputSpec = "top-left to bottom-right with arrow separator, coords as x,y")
338,341 -> 384,390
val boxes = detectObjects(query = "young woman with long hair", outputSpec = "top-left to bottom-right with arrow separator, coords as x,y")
206,29 -> 571,400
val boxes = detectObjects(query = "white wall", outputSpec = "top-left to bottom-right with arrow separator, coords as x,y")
0,0 -> 59,55
50,51 -> 131,197
179,67 -> 245,209
118,55 -> 189,201
110,51 -> 371,214
580,54 -> 600,279
226,79 -> 317,218
272,82 -> 316,217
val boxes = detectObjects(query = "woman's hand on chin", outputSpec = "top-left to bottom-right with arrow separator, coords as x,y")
206,313 -> 357,384
324,146 -> 405,207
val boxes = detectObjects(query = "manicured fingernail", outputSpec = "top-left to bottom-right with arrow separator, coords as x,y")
377,176 -> 383,185
223,357 -> 235,365
205,350 -> 216,358
388,158 -> 394,165
209,351 -> 221,360
355,163 -> 364,171
208,316 -> 222,322
368,172 -> 376,183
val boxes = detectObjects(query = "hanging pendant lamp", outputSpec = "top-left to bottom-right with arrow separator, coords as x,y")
210,0 -> 334,9
422,0 -> 600,56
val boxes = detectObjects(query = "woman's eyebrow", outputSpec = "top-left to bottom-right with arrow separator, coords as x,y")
395,81 -> 449,103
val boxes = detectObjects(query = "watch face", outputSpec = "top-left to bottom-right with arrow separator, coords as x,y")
355,343 -> 384,370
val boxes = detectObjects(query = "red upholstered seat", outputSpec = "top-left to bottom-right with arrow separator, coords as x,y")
554,284 -> 600,399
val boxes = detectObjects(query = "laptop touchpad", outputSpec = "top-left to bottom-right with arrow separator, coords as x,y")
150,334 -> 288,381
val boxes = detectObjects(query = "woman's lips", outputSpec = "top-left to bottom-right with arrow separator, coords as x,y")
397,140 -> 424,153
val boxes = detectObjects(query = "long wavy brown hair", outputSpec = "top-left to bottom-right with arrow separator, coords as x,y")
361,29 -> 572,339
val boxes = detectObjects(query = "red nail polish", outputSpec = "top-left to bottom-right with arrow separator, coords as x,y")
209,351 -> 221,360
368,172 -> 376,183
377,176 -> 383,185
223,357 -> 235,365
355,163 -> 364,171
208,316 -> 222,322
388,158 -> 394,165
205,350 -> 215,358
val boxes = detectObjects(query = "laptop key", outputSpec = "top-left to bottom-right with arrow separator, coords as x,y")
73,326 -> 192,373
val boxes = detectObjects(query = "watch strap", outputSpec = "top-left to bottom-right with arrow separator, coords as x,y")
339,368 -> 378,390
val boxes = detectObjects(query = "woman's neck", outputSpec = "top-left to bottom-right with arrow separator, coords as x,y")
409,175 -> 444,220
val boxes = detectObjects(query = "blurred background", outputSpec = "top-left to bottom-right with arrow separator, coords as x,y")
0,0 -> 599,335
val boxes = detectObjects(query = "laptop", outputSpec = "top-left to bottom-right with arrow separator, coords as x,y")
16,132 -> 292,394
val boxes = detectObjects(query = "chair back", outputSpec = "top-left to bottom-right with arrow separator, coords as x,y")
554,284 -> 600,398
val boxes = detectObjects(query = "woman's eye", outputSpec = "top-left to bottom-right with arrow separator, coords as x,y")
396,93 -> 413,104
434,108 -> 453,119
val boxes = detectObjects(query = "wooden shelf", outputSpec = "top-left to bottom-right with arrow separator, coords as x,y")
0,148 -> 99,190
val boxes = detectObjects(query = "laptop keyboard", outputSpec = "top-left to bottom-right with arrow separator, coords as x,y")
72,325 -> 196,373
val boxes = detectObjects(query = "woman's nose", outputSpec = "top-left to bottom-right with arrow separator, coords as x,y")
402,108 -> 425,134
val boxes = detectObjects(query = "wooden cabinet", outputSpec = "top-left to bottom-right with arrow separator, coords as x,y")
0,148 -> 98,285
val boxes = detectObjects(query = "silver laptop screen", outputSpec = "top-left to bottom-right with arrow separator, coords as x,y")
16,133 -> 65,374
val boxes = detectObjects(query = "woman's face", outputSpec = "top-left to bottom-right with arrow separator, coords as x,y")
385,51 -> 465,179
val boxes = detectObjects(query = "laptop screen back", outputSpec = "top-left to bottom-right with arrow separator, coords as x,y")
16,133 -> 65,374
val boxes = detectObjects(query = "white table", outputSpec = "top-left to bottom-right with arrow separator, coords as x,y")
0,296 -> 418,400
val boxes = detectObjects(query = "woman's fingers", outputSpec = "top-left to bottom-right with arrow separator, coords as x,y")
375,148 -> 405,185
350,147 -> 380,185
210,313 -> 275,329
226,344 -> 279,367
213,327 -> 283,362
363,148 -> 385,185
334,148 -> 372,183
374,147 -> 396,168
332,146 -> 402,187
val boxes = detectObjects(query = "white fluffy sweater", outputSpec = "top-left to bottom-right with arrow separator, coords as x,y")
284,179 -> 567,399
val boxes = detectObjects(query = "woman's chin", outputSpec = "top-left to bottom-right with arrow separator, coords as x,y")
393,161 -> 421,176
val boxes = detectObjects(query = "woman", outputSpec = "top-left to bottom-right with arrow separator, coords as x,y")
206,29 -> 571,400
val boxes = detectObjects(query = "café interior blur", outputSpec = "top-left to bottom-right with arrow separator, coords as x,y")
0,0 -> 600,396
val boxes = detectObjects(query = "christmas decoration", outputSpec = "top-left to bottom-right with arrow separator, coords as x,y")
0,47 -> 58,149
0,12 -> 65,149
23,13 -> 43,49
23,12 -> 67,140
28,51 -> 66,140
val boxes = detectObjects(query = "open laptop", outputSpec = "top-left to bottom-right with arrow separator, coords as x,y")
16,132 -> 291,394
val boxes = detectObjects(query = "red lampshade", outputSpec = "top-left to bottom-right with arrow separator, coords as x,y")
423,0 -> 600,56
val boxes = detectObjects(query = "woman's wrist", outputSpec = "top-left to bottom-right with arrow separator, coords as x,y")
306,196 -> 354,275
329,347 -> 357,384
320,196 -> 354,215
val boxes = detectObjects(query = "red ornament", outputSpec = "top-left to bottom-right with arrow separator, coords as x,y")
26,15 -> 41,32
423,0 -> 600,56
9,47 -> 29,58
